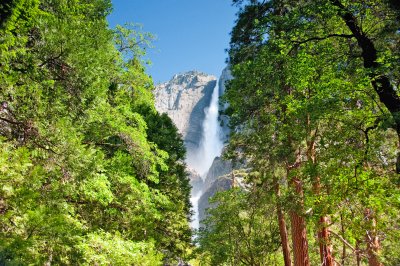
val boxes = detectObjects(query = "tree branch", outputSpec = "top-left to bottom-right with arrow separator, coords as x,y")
289,33 -> 354,54
329,230 -> 356,252
292,33 -> 354,45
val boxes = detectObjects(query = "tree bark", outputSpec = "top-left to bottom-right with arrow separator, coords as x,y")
356,240 -> 361,266
289,176 -> 310,266
306,118 -> 335,266
330,0 -> 400,173
318,216 -> 335,266
364,209 -> 383,266
340,214 -> 346,266
276,183 -> 292,266
313,175 -> 334,266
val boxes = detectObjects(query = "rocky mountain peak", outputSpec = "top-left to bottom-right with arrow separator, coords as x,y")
153,67 -> 235,228
154,71 -> 217,156
169,70 -> 215,85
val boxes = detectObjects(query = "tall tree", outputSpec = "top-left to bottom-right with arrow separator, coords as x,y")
329,0 -> 400,173
0,0 -> 192,264
222,0 -> 400,265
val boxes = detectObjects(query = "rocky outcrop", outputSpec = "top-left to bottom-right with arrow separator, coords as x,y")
154,71 -> 217,157
218,66 -> 232,96
198,175 -> 234,223
218,67 -> 232,142
153,68 -> 237,227
187,167 -> 203,195
203,156 -> 233,192
198,156 -> 233,222
198,167 -> 248,224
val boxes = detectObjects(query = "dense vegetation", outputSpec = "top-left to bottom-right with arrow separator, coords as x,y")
2,0 -> 400,265
198,0 -> 400,265
0,0 -> 192,265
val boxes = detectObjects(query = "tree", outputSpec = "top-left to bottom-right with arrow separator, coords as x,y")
0,0 -> 192,264
197,188 -> 282,265
219,0 -> 400,265
138,104 -> 193,260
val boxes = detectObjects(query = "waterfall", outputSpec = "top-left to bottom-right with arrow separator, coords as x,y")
190,79 -> 224,229
191,79 -> 224,177
190,190 -> 202,229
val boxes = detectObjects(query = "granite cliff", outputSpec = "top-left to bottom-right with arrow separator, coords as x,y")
154,68 -> 234,227
154,71 -> 217,160
218,67 -> 232,143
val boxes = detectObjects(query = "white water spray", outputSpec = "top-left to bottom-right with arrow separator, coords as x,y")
191,80 -> 224,177
190,190 -> 202,229
189,79 -> 224,229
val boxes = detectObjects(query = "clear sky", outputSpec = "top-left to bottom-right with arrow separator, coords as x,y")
107,1 -> 237,84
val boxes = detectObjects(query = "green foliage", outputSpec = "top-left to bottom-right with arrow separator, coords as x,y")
197,188 -> 282,265
77,232 -> 163,266
199,0 -> 400,264
137,105 -> 193,259
0,0 -> 192,264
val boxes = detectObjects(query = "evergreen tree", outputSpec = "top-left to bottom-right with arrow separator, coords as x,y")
0,0 -> 192,264
198,0 -> 400,265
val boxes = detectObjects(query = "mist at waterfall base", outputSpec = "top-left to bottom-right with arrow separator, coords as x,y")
188,80 -> 224,229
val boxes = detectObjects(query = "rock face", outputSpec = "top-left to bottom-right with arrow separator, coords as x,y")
187,167 -> 203,195
154,71 -> 217,158
218,66 -> 232,96
218,67 -> 232,142
198,156 -> 233,222
154,68 -> 236,227
203,156 -> 233,193
198,175 -> 234,223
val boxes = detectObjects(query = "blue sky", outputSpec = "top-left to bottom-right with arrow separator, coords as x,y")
107,1 -> 237,84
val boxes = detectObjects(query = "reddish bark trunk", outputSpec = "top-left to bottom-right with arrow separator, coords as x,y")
276,184 -> 292,266
308,128 -> 335,266
340,214 -> 346,266
289,176 -> 310,266
313,178 -> 335,266
364,209 -> 382,266
356,240 -> 361,266
318,216 -> 335,266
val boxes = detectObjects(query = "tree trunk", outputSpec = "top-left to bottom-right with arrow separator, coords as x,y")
318,216 -> 335,266
313,177 -> 335,266
340,214 -> 346,266
276,183 -> 292,266
289,176 -> 310,266
330,0 -> 400,173
311,178 -> 334,266
364,209 -> 383,266
356,240 -> 361,266
307,122 -> 335,266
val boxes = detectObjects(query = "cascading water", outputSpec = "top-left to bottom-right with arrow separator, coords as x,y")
189,79 -> 224,229
190,191 -> 202,229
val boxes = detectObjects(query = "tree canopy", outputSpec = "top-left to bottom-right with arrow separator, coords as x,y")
199,0 -> 400,265
0,0 -> 192,264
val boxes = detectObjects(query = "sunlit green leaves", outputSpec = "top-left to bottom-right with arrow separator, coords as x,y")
0,0 -> 191,264
218,0 -> 400,264
77,232 -> 163,266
